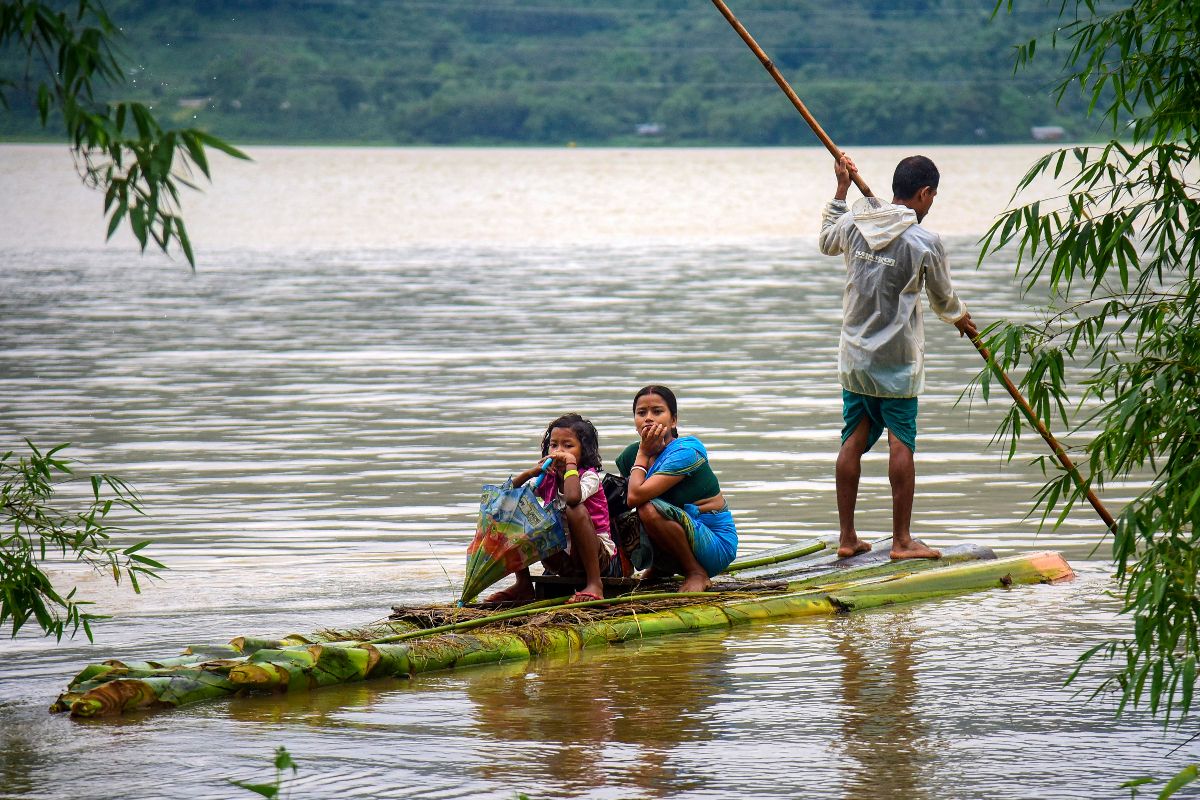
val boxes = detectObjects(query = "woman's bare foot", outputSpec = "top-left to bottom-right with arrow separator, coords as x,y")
678,573 -> 711,593
837,538 -> 873,559
483,584 -> 535,604
890,540 -> 941,560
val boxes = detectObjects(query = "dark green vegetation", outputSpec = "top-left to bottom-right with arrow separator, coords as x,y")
0,0 -> 247,266
0,441 -> 162,641
3,0 -> 1095,146
975,0 -> 1199,793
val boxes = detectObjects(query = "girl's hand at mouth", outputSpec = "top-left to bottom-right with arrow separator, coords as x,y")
548,452 -> 578,472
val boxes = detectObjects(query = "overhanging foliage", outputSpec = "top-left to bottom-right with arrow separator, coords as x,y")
981,0 -> 1200,779
0,0 -> 247,267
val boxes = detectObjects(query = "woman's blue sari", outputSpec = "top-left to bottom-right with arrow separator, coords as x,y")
645,436 -> 738,576
645,436 -> 708,481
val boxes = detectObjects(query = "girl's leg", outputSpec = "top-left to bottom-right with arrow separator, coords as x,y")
637,503 -> 710,593
564,503 -> 604,600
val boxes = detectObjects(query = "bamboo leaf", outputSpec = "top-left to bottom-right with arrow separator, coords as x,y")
1121,776 -> 1154,789
1183,657 -> 1196,717
228,782 -> 278,799
105,204 -> 126,241
1159,765 -> 1199,799
191,130 -> 250,161
175,216 -> 195,269
129,554 -> 166,570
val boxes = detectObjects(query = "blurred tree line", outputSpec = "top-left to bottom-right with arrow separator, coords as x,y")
1,0 -> 1094,146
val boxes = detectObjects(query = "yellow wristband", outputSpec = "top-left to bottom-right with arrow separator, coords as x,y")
564,469 -> 579,479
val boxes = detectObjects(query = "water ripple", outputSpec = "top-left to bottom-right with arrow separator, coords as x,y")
0,207 -> 1163,796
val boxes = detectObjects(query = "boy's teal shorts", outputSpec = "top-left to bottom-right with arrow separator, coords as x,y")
841,389 -> 918,453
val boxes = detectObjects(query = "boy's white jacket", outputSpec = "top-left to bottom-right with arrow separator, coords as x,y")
819,197 -> 968,398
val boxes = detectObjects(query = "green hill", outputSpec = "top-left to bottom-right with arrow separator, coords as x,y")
1,0 -> 1098,146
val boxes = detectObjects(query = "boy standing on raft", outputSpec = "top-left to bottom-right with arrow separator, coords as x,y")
818,154 -> 978,560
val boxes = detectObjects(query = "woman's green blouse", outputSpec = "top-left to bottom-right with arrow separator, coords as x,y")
616,440 -> 721,508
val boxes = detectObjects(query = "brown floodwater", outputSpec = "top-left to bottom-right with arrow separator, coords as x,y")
0,144 -> 1185,799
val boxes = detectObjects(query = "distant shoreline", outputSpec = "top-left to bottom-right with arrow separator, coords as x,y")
0,136 -> 1105,149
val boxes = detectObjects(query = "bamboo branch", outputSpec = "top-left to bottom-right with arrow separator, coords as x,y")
970,336 -> 1118,531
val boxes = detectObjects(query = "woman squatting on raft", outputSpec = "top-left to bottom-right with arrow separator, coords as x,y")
485,413 -> 623,605
616,385 -> 738,593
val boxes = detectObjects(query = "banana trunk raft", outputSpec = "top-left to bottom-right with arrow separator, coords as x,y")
52,543 -> 1073,718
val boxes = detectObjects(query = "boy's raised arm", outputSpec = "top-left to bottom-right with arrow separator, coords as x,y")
819,155 -> 856,256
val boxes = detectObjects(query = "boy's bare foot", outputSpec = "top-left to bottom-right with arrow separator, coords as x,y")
483,584 -> 535,604
837,539 -> 873,559
890,541 -> 941,560
679,573 -> 712,593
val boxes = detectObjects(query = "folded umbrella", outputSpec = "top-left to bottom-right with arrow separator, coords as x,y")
459,465 -> 566,605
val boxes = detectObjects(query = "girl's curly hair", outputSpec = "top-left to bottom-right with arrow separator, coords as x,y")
540,413 -> 602,472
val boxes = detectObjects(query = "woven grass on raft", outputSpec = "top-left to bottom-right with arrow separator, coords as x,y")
391,589 -> 774,632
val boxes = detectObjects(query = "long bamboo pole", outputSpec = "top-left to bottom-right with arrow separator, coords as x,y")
709,0 -> 1117,533
707,0 -> 873,197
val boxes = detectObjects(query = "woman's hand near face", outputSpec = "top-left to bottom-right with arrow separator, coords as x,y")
638,422 -> 669,458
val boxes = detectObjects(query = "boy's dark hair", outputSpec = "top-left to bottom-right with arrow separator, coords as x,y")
541,413 -> 603,471
892,155 -> 939,200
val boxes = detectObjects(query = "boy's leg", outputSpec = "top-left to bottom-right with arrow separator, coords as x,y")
886,430 -> 940,560
564,503 -> 604,600
637,503 -> 710,593
836,417 -> 873,558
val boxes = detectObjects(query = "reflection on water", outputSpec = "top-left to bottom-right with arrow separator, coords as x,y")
834,611 -> 929,800
0,145 -> 1182,798
466,637 -> 727,797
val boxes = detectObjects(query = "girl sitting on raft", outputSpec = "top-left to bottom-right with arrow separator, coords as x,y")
485,413 -> 622,605
616,385 -> 738,593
